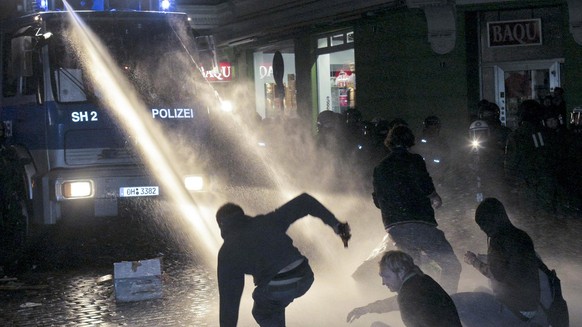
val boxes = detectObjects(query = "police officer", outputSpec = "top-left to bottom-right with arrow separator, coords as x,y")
505,100 -> 558,213
478,102 -> 511,156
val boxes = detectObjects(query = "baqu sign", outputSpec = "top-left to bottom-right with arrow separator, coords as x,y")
487,19 -> 542,47
199,62 -> 232,82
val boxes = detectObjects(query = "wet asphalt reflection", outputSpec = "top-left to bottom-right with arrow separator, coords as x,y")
0,206 -> 220,326
1,264 -> 217,326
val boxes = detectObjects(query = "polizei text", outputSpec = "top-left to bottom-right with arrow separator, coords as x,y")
151,108 -> 195,119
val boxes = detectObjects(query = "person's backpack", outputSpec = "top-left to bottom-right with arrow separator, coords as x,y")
538,257 -> 569,327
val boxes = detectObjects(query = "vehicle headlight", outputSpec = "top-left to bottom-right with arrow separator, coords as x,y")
62,180 -> 93,198
184,175 -> 205,191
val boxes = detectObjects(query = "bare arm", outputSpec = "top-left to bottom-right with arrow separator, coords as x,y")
428,191 -> 442,209
464,251 -> 492,278
346,296 -> 398,323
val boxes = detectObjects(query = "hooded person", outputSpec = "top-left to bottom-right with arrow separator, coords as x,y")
464,198 -> 548,326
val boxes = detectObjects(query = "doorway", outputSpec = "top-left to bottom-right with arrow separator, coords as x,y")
482,59 -> 563,129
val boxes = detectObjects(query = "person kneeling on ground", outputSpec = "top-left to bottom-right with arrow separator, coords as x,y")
347,250 -> 462,327
464,197 -> 548,326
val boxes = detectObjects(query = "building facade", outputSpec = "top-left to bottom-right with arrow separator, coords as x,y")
182,0 -> 582,145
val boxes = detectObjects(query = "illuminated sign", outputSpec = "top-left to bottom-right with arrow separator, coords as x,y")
200,62 -> 232,82
259,64 -> 274,80
488,19 -> 542,47
72,111 -> 98,122
151,108 -> 195,119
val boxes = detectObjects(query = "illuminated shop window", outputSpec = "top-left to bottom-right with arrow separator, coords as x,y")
253,50 -> 296,119
315,30 -> 355,114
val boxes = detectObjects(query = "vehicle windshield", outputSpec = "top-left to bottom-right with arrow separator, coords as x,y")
48,15 -> 202,106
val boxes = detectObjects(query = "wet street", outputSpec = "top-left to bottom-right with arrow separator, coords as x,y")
1,184 -> 582,327
0,209 -> 219,327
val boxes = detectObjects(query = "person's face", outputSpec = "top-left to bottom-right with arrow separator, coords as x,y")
379,266 -> 403,292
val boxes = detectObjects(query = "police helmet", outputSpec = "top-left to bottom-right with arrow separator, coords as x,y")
477,99 -> 491,111
317,110 -> 338,132
517,100 -> 543,125
387,118 -> 408,132
469,120 -> 490,141
479,102 -> 501,123
374,119 -> 390,136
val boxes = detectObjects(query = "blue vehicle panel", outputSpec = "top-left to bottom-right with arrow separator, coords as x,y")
1,2 -> 219,226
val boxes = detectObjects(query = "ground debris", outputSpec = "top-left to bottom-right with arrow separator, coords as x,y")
19,301 -> 42,308
97,274 -> 113,284
0,276 -> 18,282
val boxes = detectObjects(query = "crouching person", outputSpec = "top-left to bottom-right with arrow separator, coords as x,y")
347,250 -> 462,327
216,193 -> 351,327
463,197 -> 549,326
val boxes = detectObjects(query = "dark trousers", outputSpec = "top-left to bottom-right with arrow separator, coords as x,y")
251,262 -> 314,327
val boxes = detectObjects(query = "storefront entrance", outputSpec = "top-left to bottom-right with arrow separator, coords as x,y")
483,59 -> 562,129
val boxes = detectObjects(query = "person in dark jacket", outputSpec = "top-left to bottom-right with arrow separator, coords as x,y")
216,193 -> 350,327
464,198 -> 548,326
347,250 -> 462,327
372,125 -> 461,294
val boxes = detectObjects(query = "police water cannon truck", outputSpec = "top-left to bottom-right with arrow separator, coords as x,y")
0,0 -> 224,237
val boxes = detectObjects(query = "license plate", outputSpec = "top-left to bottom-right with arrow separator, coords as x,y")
119,186 -> 159,197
